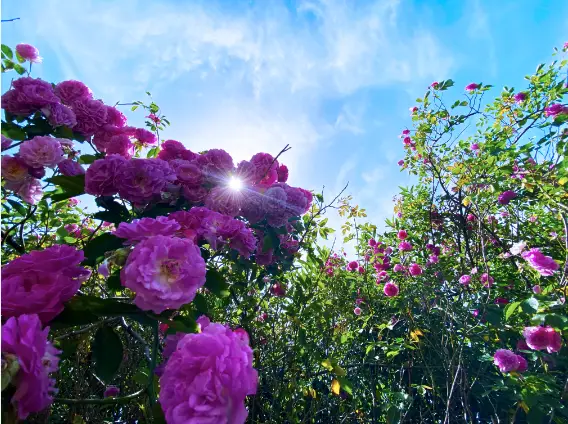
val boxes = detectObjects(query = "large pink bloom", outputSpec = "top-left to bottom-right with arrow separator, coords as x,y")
1,245 -> 90,323
1,78 -> 59,115
117,158 -> 176,205
58,159 -> 85,176
521,248 -> 559,276
408,263 -> 423,276
85,154 -> 127,196
522,326 -> 562,353
493,349 -> 520,373
2,155 -> 29,183
114,216 -> 181,244
250,152 -> 278,187
18,136 -> 64,168
5,177 -> 43,205
196,149 -> 234,183
54,80 -> 93,105
72,98 -> 108,136
384,282 -> 399,297
159,323 -> 258,424
157,140 -> 197,162
15,44 -> 42,63
204,186 -> 243,217
42,102 -> 77,128
120,235 -> 206,313
1,314 -> 60,419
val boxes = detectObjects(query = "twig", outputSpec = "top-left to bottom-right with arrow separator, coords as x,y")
54,388 -> 145,405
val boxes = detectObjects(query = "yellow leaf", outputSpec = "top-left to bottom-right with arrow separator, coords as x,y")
519,401 -> 529,413
559,177 -> 568,186
410,329 -> 424,342
422,385 -> 433,390
333,365 -> 347,377
331,379 -> 341,395
462,196 -> 471,206
321,359 -> 334,372
309,387 -> 317,398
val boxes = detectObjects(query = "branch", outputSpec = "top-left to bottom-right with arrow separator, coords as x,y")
1,18 -> 20,22
54,388 -> 145,405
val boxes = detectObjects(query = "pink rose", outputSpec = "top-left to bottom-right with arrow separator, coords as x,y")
159,323 -> 258,424
15,43 -> 42,63
493,349 -> 520,373
120,235 -> 206,313
1,314 -> 60,419
18,136 -> 64,168
521,248 -> 559,276
1,245 -> 90,323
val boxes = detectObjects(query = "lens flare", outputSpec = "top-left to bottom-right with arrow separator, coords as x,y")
228,176 -> 243,191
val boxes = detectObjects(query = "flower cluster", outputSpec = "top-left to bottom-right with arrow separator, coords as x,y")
493,349 -> 527,373
1,314 -> 61,419
1,245 -> 90,323
159,322 -> 258,424
522,326 -> 562,353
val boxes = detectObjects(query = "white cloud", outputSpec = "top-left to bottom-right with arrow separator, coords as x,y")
7,0 -> 454,243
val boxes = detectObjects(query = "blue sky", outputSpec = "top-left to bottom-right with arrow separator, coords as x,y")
2,0 -> 567,235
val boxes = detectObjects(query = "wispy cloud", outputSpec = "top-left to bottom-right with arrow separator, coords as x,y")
5,0 -> 455,237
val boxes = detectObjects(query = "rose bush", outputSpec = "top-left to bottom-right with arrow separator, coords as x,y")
1,39 -> 567,424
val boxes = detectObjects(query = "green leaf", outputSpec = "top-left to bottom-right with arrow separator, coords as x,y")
92,326 -> 123,383
504,301 -> 521,321
78,154 -> 98,165
82,233 -> 124,266
48,175 -> 85,192
13,63 -> 26,75
336,376 -> 353,395
192,293 -> 208,314
146,147 -> 158,158
204,268 -> 230,297
544,313 -> 568,329
6,199 -> 27,216
1,123 -> 26,140
521,297 -> 539,314
131,105 -> 139,111
47,175 -> 85,202
106,271 -> 122,291
1,44 -> 13,59
15,51 -> 24,63
53,125 -> 75,139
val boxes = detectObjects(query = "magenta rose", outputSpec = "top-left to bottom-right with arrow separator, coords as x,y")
522,326 -> 562,353
117,158 -> 176,204
15,43 -> 42,63
85,154 -> 127,196
384,282 -> 399,297
5,177 -> 44,205
18,136 -> 64,168
58,159 -> 85,176
521,248 -> 559,276
196,148 -> 234,184
120,235 -> 206,313
114,216 -> 181,244
2,155 -> 29,183
493,349 -> 520,373
1,245 -> 90,323
1,78 -> 59,116
72,98 -> 108,136
54,80 -> 93,105
1,314 -> 60,419
204,186 -> 243,217
159,323 -> 258,424
250,152 -> 278,187
157,140 -> 197,162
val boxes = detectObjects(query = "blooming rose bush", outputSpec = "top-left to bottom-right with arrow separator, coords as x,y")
1,42 -> 319,423
1,39 -> 567,424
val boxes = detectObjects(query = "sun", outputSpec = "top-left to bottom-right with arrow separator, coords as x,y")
228,176 -> 243,191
